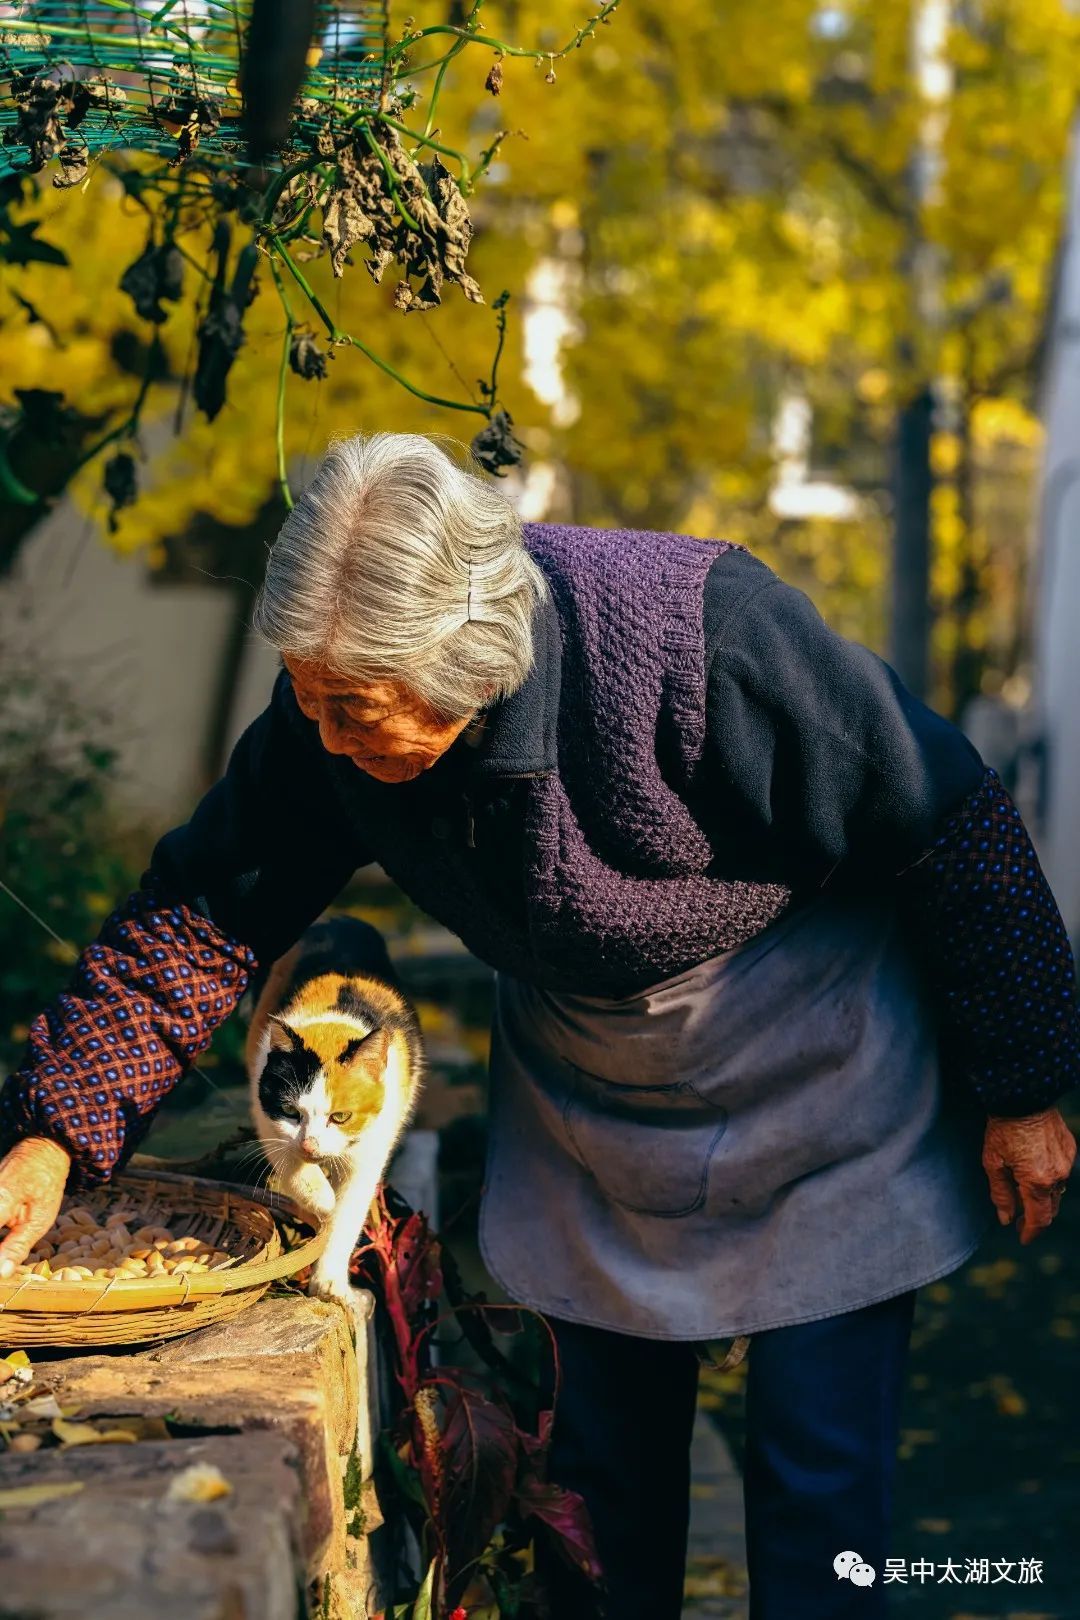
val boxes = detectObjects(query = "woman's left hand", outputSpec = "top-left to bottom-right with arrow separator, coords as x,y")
982,1107 -> 1076,1244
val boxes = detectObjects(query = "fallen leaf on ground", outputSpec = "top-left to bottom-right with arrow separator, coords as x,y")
0,1393 -> 60,1423
113,1415 -> 171,1442
0,1481 -> 84,1509
52,1418 -> 137,1446
0,1352 -> 32,1384
165,1462 -> 232,1502
683,1553 -> 748,1599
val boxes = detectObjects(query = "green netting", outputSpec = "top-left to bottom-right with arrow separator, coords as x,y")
0,1 -> 389,179
0,0 -> 543,497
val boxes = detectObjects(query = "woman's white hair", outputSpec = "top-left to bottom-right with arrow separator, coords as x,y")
252,431 -> 548,719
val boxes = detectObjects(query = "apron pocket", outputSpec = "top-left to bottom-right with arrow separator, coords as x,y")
560,1060 -> 729,1218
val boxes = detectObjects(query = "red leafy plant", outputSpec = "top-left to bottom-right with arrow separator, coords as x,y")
354,1188 -> 601,1619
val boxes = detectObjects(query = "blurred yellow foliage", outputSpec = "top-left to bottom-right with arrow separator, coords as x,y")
0,0 -> 1074,699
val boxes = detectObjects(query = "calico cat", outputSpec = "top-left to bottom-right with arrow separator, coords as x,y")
245,915 -> 424,1309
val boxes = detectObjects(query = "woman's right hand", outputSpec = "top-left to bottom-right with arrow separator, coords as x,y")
0,1137 -> 71,1277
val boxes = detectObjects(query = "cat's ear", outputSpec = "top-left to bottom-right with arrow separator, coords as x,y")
340,1027 -> 390,1067
268,1017 -> 296,1053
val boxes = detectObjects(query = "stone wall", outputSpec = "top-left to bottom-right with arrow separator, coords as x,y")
0,1294 -> 385,1620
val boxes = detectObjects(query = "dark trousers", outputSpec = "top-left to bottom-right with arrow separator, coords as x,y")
538,1291 -> 916,1619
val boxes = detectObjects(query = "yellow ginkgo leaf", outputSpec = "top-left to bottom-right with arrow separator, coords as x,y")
165,1463 -> 233,1502
0,1352 -> 32,1386
52,1418 -> 137,1446
0,1481 -> 84,1509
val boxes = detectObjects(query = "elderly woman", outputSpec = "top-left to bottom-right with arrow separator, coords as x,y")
0,432 -> 1075,1618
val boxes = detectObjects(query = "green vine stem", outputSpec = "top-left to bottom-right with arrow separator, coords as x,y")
422,0 -> 486,139
356,125 -> 421,233
54,330 -> 164,495
259,157 -> 323,225
268,236 -> 490,418
368,114 -> 472,183
0,13 -> 208,53
485,290 -> 510,405
85,335 -> 160,457
385,2 -> 621,67
149,0 -> 244,26
0,0 -> 593,505
472,128 -> 514,190
269,259 -> 296,511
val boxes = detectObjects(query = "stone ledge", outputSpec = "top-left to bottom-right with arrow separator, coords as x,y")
0,1293 -> 385,1620
0,1431 -> 300,1620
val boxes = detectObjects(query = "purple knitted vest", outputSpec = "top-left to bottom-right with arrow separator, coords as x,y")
302,523 -> 795,995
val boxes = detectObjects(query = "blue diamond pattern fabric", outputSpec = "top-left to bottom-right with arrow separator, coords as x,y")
0,885 -> 255,1184
896,766 -> 1079,1117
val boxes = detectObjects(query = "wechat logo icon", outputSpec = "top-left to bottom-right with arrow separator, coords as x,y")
834,1551 -> 876,1587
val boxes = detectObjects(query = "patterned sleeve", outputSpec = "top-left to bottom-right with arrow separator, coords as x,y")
0,670 -> 368,1184
894,765 -> 1080,1118
0,891 -> 254,1184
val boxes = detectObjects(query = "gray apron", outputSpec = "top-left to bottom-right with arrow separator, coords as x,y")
478,891 -> 992,1340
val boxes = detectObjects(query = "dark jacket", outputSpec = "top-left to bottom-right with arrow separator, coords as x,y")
2,524 -> 1075,1182
151,524 -> 984,991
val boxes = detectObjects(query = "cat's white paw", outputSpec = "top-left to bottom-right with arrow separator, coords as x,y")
308,1271 -> 375,1320
284,1164 -> 336,1222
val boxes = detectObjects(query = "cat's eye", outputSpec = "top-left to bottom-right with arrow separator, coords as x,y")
329,1110 -> 352,1125
278,1102 -> 301,1121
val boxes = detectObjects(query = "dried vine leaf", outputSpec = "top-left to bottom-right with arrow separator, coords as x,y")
319,138 -> 396,280
14,388 -> 79,446
0,30 -> 50,50
53,139 -> 88,190
157,66 -> 221,165
392,276 -> 440,314
421,154 -> 484,306
103,451 -> 137,532
193,235 -> 259,421
119,240 -> 184,324
6,67 -> 74,172
364,241 -> 396,285
195,301 -> 245,421
69,75 -> 126,129
471,410 -> 524,476
322,184 -> 376,276
289,329 -> 331,380
271,168 -> 321,232
317,124 -> 484,315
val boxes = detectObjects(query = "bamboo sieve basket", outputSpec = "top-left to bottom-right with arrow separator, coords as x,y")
0,1168 -> 327,1347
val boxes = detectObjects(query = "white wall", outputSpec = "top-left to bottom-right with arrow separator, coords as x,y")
0,494 -> 270,831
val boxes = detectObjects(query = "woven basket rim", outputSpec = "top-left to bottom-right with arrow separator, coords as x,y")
0,1168 -> 327,1318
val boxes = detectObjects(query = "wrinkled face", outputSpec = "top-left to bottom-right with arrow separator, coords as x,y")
284,655 -> 474,783
258,1018 -> 389,1163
